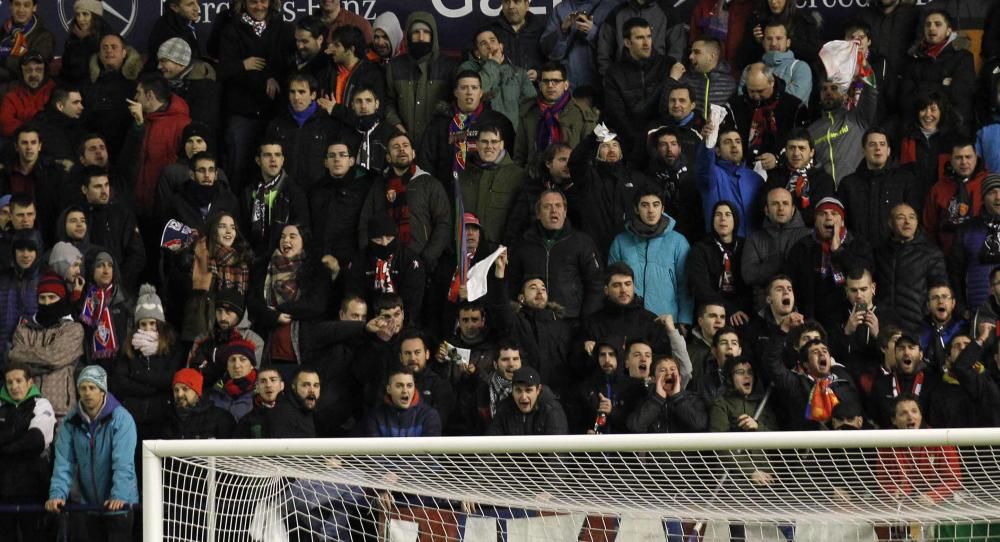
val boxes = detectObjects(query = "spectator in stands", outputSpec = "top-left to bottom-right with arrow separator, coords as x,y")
309,139 -> 372,266
508,190 -> 603,320
742,187 -> 810,310
152,120 -> 216,205
46,365 -> 138,539
687,301 -> 725,383
628,354 -> 708,433
262,368 -> 321,438
319,0 -> 373,45
711,355 -> 777,433
80,252 -> 131,368
160,152 -> 240,236
583,262 -> 672,358
82,34 -> 142,157
157,38 -> 220,138
596,0 -> 684,76
0,361 -> 55,541
843,20 -> 891,123
857,0 -> 918,85
920,282 -> 966,369
9,272 -> 84,419
899,92 -> 957,204
0,230 -> 39,363
609,187 -> 693,324
432,302 -> 497,431
426,212 -> 499,338
695,126 -> 764,238
603,17 -> 676,158
34,87 -> 87,171
359,131 -> 450,270
488,366 -> 568,435
326,25 -> 386,108
952,176 -> 1000,314
59,0 -> 109,86
505,142 -> 574,245
808,70 -> 877,186
216,0 -> 293,192
0,0 -> 53,85
763,337 -> 862,431
459,27 -> 536,134
901,9 -> 975,128
624,339 -> 655,383
834,268 -> 898,366
384,12 -> 456,147
927,333 -> 980,429
687,201 -> 751,326
763,132 -> 834,227
744,275 -> 803,358
740,21 -> 810,104
489,252 -> 573,395
265,73 -> 340,188
145,0 -> 202,74
693,325 -> 742,401
187,288 -> 264,388
396,328 -> 453,427
490,0 -> 545,73
419,71 -> 513,186
650,86 -> 706,164
234,367 -> 283,438
579,341 -> 632,434
514,62 -> 598,167
875,203 -> 947,335
737,0 -> 820,68
725,63 -> 805,165
836,128 -> 919,248
785,197 -> 873,333
291,17 -> 329,88
923,141 -> 987,255
346,215 -> 424,320
0,53 -> 53,137
877,395 -> 961,503
47,240 -> 84,302
367,364 -> 442,437
678,37 -> 736,116
164,367 -> 234,439
245,141 -> 310,256
642,126 -> 702,241
973,266 -> 1000,332
370,13 -> 403,64
330,86 -> 392,173
206,338 -> 258,422
5,126 -> 64,239
456,125 -> 523,243
951,321 -> 1000,427
78,167 -> 145,293
540,0 -> 615,90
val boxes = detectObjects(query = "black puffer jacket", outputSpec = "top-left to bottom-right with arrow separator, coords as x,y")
725,78 -> 805,160
265,107 -> 345,189
874,231 -> 947,335
263,392 -> 316,438
836,163 -> 921,248
309,166 -> 374,262
626,387 -> 709,433
216,12 -> 294,119
109,349 -> 180,438
162,399 -> 235,439
603,52 -> 675,155
784,231 -> 873,333
486,387 -> 568,435
583,296 -> 672,357
417,102 -> 514,188
901,36 -> 976,126
0,390 -> 52,500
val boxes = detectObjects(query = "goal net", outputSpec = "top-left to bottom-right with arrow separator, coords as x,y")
143,429 -> 1000,542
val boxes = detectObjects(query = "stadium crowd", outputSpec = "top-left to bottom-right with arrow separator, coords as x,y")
2,0 -> 1000,539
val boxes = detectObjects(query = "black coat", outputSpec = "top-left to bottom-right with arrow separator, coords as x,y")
216,14 -> 294,119
725,78 -> 806,160
762,339 -> 862,431
84,201 -> 147,293
626,388 -> 709,433
784,231 -> 874,333
901,40 -> 976,126
874,232 -> 948,335
763,166 -> 835,225
868,367 -> 940,429
171,65 -> 222,141
263,392 -> 316,438
486,387 -> 568,435
417,102 -> 514,188
109,349 -> 180,437
488,12 -> 546,71
686,235 -> 752,317
34,109 -> 88,164
59,17 -> 112,86
950,340 -> 1000,427
309,166 -> 374,262
162,180 -> 242,235
144,9 -> 201,74
243,170 -> 310,257
0,394 -> 51,499
836,163 -> 921,248
265,107 -> 345,190
603,52 -> 676,155
82,66 -> 137,158
507,221 -> 604,319
583,296 -> 672,357
162,399 -> 235,439
345,241 -> 426,323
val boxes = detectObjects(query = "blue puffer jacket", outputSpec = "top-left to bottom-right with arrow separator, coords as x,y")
976,122 -> 1000,174
608,214 -> 693,324
49,392 -> 138,507
954,215 -> 1000,311
695,146 -> 764,238
365,395 -> 442,438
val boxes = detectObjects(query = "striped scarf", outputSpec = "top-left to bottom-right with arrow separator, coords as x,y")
535,91 -> 571,152
449,102 -> 483,181
805,375 -> 839,422
0,15 -> 35,59
207,245 -> 249,294
80,284 -> 118,359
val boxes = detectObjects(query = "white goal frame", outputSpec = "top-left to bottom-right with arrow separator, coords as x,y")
142,428 -> 1000,541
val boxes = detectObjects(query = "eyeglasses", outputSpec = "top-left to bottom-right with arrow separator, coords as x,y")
540,78 -> 565,86
478,139 -> 503,147
732,369 -> 753,377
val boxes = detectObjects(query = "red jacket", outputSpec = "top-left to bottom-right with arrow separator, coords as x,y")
135,95 -> 190,215
878,445 -> 961,503
0,78 -> 55,136
923,166 -> 986,255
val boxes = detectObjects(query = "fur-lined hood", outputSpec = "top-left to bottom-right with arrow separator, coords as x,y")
88,45 -> 143,83
511,300 -> 565,319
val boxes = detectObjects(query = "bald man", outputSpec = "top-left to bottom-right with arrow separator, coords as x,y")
724,63 -> 806,170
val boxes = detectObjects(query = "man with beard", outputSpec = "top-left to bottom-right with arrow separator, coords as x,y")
310,138 -> 373,268
677,37 -> 736,115
78,167 -> 145,293
925,142 -> 989,254
742,188 -> 811,310
397,329 -> 454,429
476,340 -> 523,431
433,301 -> 497,434
627,354 -> 708,433
488,366 -> 567,435
808,68 -> 878,185
695,126 -> 764,238
952,175 -> 1000,312
836,128 -> 919,248
163,368 -> 233,439
234,368 -> 284,438
785,197 -> 873,334
324,25 -> 386,110
582,262 -> 672,358
359,131 -> 451,271
156,38 -> 220,139
265,73 -> 342,189
290,17 -> 330,90
367,365 -> 442,437
346,215 -> 424,324
186,288 -> 264,388
329,85 -> 392,173
868,333 -> 940,429
578,341 -> 633,434
724,63 -> 805,166
263,369 -> 321,438
763,337 -> 862,431
370,13 -> 402,65
764,131 -> 835,225
643,126 -> 702,241
0,53 -> 54,136
919,283 -> 967,369
609,188 -> 693,323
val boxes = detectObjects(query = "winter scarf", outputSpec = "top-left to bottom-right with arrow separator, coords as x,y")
184,180 -> 217,210
786,166 -> 812,209
629,213 -> 669,239
805,375 -> 839,422
223,368 -> 257,398
814,227 -> 847,285
980,215 -> 1000,264
80,284 -> 118,359
264,250 -> 303,307
0,15 -> 36,59
535,91 -> 571,153
250,172 -> 285,240
488,372 -> 512,416
945,165 -> 974,227
240,13 -> 266,37
449,102 -> 483,180
208,245 -> 250,294
749,97 -> 781,151
714,236 -> 738,293
290,101 -> 317,128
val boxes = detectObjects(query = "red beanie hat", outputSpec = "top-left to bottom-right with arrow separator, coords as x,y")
172,368 -> 204,397
37,272 -> 67,299
815,197 -> 846,221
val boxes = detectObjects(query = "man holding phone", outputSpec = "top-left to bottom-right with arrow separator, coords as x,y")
834,267 -> 900,364
541,1 -> 616,89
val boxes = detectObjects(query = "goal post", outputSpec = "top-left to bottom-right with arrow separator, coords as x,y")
143,428 -> 1000,541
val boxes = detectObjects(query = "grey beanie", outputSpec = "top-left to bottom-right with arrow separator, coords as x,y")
134,283 -> 166,322
48,242 -> 83,280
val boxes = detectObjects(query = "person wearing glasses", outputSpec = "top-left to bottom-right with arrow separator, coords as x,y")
513,61 -> 597,167
456,124 -> 523,243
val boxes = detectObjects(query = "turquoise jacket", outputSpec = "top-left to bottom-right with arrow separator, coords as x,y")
608,214 -> 694,324
49,392 -> 138,508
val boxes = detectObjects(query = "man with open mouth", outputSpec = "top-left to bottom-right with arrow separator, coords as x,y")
869,332 -> 939,429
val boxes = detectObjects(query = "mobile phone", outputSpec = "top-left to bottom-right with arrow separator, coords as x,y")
854,302 -> 868,314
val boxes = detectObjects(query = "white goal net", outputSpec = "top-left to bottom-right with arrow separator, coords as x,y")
143,429 -> 1000,542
